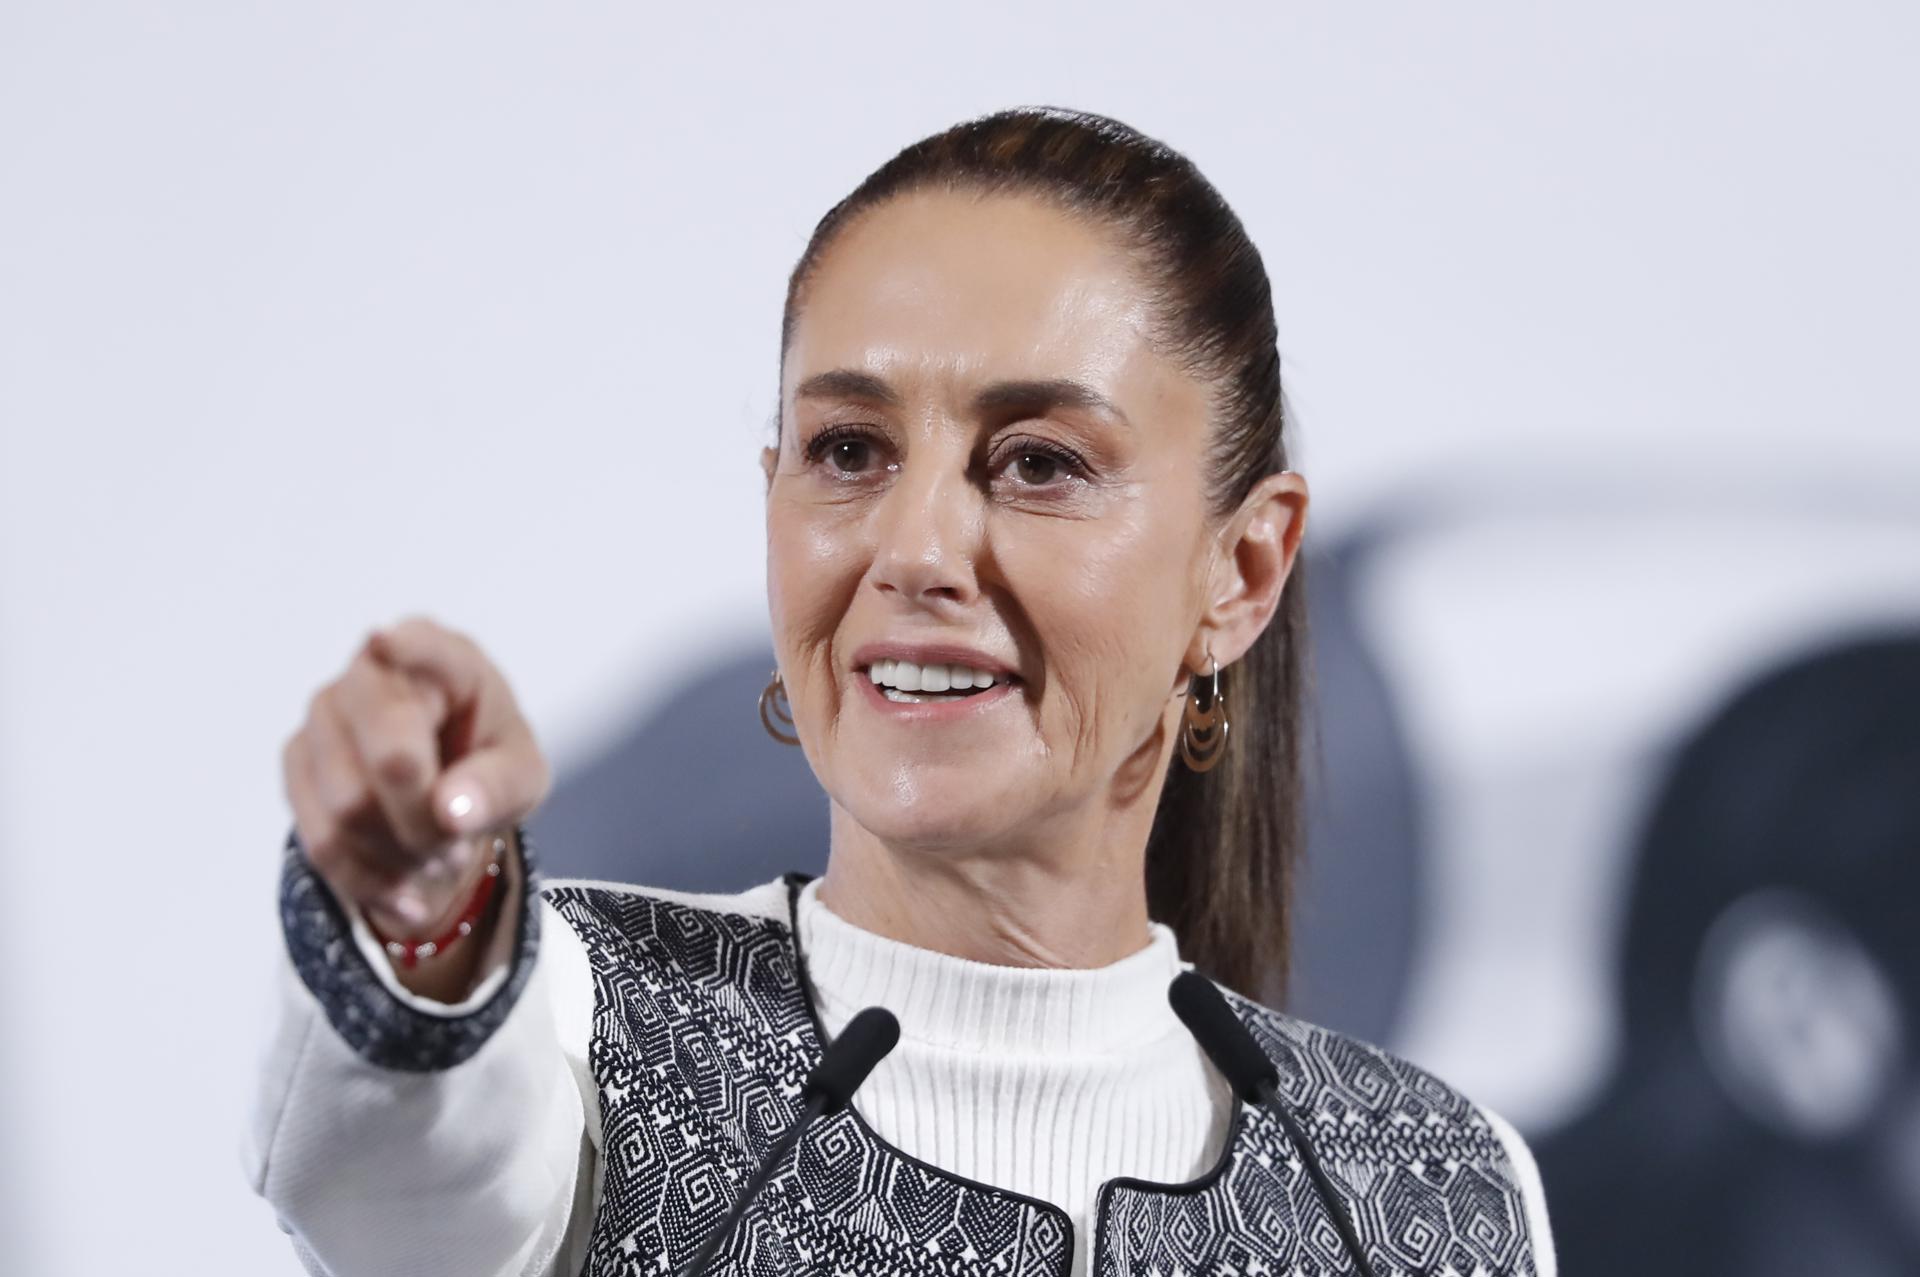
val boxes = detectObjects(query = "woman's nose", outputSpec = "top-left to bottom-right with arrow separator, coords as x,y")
867,460 -> 982,607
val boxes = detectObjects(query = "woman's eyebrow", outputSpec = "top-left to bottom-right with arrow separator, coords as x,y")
795,369 -> 900,407
973,379 -> 1132,431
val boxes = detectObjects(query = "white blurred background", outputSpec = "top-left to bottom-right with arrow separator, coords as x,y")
2,3 -> 1916,1273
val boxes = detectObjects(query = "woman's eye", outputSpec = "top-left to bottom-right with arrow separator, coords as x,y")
995,440 -> 1085,488
826,439 -> 873,473
804,426 -> 888,476
1011,452 -> 1060,485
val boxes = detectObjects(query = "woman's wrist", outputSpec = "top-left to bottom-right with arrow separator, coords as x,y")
370,833 -> 510,967
387,829 -> 522,1004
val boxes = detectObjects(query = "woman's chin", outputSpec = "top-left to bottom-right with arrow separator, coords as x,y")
835,784 -> 1032,855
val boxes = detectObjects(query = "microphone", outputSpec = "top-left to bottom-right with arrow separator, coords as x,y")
1169,972 -> 1380,1277
802,1004 -> 900,1114
680,1006 -> 900,1276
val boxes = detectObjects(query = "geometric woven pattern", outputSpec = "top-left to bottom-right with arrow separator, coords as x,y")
1095,1101 -> 1364,1276
544,883 -> 1072,1276
1239,996 -> 1537,1277
1093,987 -> 1540,1277
542,882 -> 1539,1277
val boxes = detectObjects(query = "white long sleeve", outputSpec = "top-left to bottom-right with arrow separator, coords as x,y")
243,831 -> 601,1277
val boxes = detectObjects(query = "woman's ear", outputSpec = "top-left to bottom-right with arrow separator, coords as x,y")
760,444 -> 779,494
1187,470 -> 1309,672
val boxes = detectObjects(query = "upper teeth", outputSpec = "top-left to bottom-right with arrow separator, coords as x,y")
868,659 -> 1001,692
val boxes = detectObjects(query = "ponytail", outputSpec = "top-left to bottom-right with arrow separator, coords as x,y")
1147,557 -> 1310,999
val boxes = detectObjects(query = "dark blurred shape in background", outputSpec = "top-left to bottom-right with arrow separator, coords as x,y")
1537,633 -> 1920,1276
533,647 -> 831,896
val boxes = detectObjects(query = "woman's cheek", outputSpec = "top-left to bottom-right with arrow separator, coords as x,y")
1041,506 -> 1164,612
770,498 -> 860,611
1027,513 -> 1194,756
793,510 -> 885,735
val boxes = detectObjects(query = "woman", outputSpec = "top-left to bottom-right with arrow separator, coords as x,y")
247,107 -> 1556,1276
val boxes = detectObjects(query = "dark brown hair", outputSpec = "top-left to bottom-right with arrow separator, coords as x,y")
778,107 -> 1310,1001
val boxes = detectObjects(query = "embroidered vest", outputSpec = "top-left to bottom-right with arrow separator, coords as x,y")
541,876 -> 1541,1277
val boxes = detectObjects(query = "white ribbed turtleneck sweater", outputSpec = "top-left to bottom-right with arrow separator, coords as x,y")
796,878 -> 1234,1277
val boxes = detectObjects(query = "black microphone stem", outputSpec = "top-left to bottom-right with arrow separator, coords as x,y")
1256,1079 -> 1379,1277
1168,971 -> 1378,1277
679,1091 -> 829,1277
678,1006 -> 898,1277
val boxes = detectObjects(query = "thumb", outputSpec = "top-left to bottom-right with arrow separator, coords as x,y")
432,730 -> 550,838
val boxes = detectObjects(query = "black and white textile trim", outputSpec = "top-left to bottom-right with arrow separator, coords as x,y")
278,823 -> 542,1073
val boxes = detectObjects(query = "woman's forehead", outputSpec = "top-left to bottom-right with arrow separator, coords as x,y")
783,189 -> 1186,410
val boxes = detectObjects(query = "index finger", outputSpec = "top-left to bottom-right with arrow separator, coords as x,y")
368,616 -> 485,710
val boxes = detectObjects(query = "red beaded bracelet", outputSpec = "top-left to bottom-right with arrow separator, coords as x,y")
367,833 -> 509,969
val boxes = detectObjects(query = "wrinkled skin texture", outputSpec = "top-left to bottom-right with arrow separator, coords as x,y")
763,190 -> 1307,968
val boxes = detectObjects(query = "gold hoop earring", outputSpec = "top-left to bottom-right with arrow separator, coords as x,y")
758,669 -> 801,746
1179,653 -> 1229,772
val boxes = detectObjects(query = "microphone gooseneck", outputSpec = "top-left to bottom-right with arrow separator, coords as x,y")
680,1007 -> 900,1277
1168,971 -> 1381,1277
803,1004 -> 901,1113
1168,969 -> 1281,1102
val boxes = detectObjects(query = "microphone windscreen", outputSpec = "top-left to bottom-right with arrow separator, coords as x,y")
804,1006 -> 900,1114
1169,970 -> 1279,1104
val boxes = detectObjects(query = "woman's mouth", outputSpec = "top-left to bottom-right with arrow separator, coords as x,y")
863,658 -> 1012,705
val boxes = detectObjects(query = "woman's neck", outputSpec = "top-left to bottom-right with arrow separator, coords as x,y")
816,800 -> 1155,969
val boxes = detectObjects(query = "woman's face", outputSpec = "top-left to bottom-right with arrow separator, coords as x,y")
765,189 -> 1297,854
